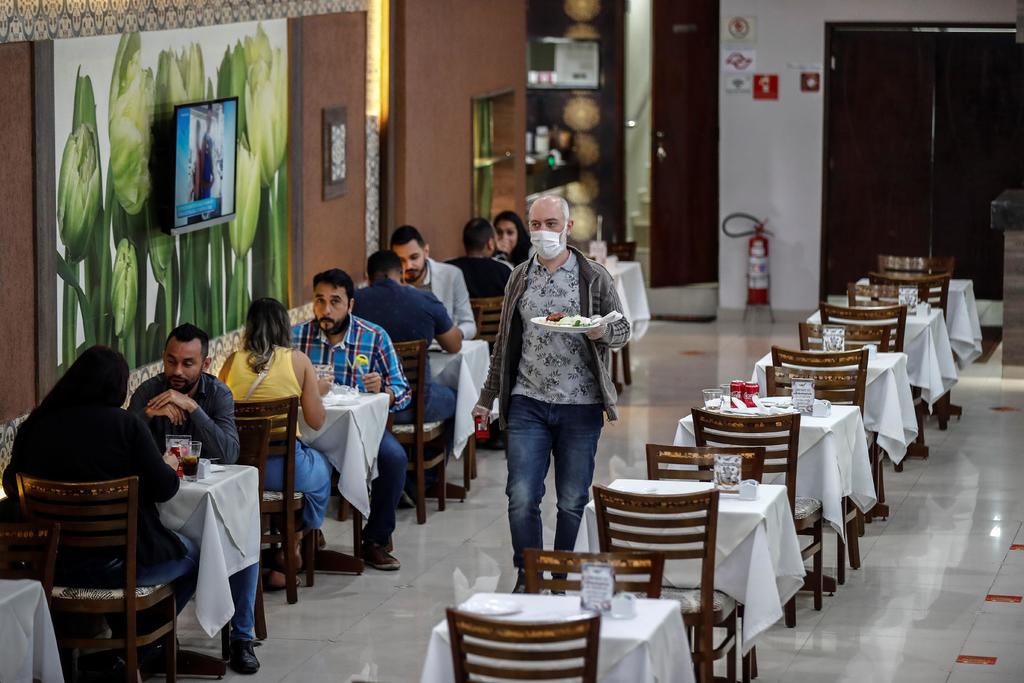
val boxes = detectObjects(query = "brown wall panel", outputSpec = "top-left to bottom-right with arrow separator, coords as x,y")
0,42 -> 37,420
394,0 -> 526,260
295,12 -> 368,302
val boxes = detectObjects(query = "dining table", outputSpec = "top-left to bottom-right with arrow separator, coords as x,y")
0,578 -> 62,683
419,592 -> 695,683
608,260 -> 652,341
428,338 -> 492,460
575,479 -> 805,653
947,279 -> 983,368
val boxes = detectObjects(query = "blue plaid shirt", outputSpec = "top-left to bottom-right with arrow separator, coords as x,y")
291,316 -> 411,412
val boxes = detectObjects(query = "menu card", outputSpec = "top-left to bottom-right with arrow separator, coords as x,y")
588,240 -> 608,263
898,286 -> 919,308
580,563 -> 615,613
791,377 -> 816,415
822,325 -> 846,352
714,454 -> 742,492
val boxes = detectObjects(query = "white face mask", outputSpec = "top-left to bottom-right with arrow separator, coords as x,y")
530,229 -> 567,260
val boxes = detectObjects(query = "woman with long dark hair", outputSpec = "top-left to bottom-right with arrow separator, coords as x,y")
2,346 -> 199,612
220,298 -> 332,589
493,209 -> 531,266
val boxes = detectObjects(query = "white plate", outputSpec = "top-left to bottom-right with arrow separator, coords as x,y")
459,598 -> 522,616
530,316 -> 599,333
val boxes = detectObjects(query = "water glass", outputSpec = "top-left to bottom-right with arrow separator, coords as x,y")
182,441 -> 202,482
314,364 -> 334,382
702,388 -> 722,409
719,383 -> 732,408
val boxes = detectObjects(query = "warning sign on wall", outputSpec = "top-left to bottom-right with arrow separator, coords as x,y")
721,48 -> 756,74
722,16 -> 757,43
753,74 -> 778,100
800,72 -> 821,92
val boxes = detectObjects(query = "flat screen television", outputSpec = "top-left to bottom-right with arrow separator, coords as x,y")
168,97 -> 238,235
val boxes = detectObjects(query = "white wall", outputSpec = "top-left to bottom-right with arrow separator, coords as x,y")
718,0 -> 1015,312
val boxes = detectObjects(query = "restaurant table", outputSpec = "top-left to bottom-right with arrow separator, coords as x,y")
301,392 -> 391,518
0,579 -> 62,683
157,465 -> 261,638
948,279 -> 983,368
752,351 -> 918,464
429,338 -> 492,460
608,260 -> 651,340
575,479 -> 804,653
420,593 -> 694,683
674,405 -> 876,541
809,308 -> 957,408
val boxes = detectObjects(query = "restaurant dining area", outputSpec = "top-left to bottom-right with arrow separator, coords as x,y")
2,1 -> 1024,682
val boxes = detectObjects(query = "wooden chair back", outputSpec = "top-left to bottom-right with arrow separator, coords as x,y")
607,241 -> 637,261
877,254 -> 955,277
690,408 -> 801,512
470,296 -> 504,345
234,396 -> 299,500
644,444 -> 765,483
769,346 -> 868,411
0,521 -> 60,599
446,608 -> 601,683
847,282 -> 901,307
819,302 -> 907,353
798,322 -> 890,352
392,340 -> 429,433
523,549 -> 665,597
868,271 -> 950,314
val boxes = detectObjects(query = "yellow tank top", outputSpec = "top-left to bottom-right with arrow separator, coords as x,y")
226,347 -> 302,402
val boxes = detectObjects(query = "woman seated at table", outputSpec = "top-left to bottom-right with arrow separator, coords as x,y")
1,346 -> 200,613
220,297 -> 332,589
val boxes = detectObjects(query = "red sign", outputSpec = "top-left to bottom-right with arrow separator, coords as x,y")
753,74 -> 778,100
985,594 -> 1022,603
956,655 -> 997,665
800,72 -> 820,92
1011,544 -> 1024,551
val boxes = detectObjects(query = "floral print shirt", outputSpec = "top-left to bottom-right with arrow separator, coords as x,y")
511,252 -> 601,404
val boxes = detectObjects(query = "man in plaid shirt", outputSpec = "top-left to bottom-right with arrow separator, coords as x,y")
292,269 -> 409,570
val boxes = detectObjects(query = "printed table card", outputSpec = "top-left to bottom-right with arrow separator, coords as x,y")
791,377 -> 816,415
898,286 -> 919,308
581,563 -> 615,613
822,325 -> 846,352
714,454 -> 743,492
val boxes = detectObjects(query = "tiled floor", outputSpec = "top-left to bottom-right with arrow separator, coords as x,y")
178,320 -> 1024,682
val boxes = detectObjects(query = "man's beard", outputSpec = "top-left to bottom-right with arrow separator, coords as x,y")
168,375 -> 199,395
318,314 -> 350,337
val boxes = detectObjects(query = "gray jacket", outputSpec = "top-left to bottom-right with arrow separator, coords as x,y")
424,258 -> 477,340
478,247 -> 631,426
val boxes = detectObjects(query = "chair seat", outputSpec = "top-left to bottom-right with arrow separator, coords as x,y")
794,497 -> 822,520
391,421 -> 443,434
662,586 -> 735,615
263,490 -> 305,502
52,584 -> 165,600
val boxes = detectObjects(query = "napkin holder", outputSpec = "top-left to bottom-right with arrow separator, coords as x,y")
739,480 -> 759,501
197,458 -> 212,480
915,301 -> 931,317
812,399 -> 832,417
864,343 -> 878,358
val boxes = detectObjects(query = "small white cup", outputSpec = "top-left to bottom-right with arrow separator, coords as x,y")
739,480 -> 759,501
610,592 -> 637,619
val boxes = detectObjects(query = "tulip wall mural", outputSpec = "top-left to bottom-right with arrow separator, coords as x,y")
53,20 -> 288,374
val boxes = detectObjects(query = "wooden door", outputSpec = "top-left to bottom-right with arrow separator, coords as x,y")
650,0 -> 718,287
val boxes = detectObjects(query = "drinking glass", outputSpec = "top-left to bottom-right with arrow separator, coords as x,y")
314,364 -> 334,382
165,436 -> 189,475
719,384 -> 732,409
702,389 -> 722,409
182,441 -> 202,481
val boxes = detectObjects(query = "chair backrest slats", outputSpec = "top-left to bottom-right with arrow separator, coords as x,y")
769,346 -> 868,412
0,522 -> 60,598
470,296 -> 504,345
523,549 -> 665,597
393,340 -> 428,429
819,302 -> 907,353
868,271 -> 950,314
645,444 -> 765,483
234,396 -> 299,506
877,254 -> 954,277
798,322 -> 890,352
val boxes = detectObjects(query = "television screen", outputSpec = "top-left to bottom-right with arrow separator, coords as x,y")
171,97 -> 237,233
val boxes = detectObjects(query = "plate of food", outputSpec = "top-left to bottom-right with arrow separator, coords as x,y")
530,311 -> 622,333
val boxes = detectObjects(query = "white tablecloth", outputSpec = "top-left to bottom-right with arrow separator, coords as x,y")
753,351 -> 918,464
947,279 -> 983,367
157,465 -> 261,637
420,593 -> 694,683
0,579 -> 62,683
575,480 -> 804,653
809,309 -> 957,408
674,405 -> 876,541
430,339 -> 491,458
302,392 -> 390,518
609,260 -> 651,340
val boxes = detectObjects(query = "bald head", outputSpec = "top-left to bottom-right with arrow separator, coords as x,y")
527,196 -> 572,233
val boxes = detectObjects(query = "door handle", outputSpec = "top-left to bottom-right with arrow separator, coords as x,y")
656,143 -> 667,162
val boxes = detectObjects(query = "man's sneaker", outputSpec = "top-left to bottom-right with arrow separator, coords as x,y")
363,543 -> 401,571
229,639 -> 260,675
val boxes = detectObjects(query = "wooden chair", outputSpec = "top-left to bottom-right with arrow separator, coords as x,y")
470,295 -> 504,346
690,408 -> 823,629
847,281 -> 902,308
235,396 -> 312,607
523,549 -> 665,597
391,339 -> 448,524
645,444 -> 765,483
446,607 -> 600,683
799,322 -> 891,352
877,254 -> 955,277
767,346 -> 868,582
0,521 -> 60,601
592,485 -> 735,683
868,271 -> 951,316
17,475 -> 177,683
607,241 -> 638,261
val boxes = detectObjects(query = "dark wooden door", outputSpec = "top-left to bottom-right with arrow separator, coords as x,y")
823,29 -> 935,296
650,0 -> 718,287
932,31 -> 1024,300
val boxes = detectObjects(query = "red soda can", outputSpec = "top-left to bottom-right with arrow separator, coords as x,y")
744,382 -> 760,407
474,414 -> 491,440
729,381 -> 745,407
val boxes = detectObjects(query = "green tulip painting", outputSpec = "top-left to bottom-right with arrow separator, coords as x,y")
111,238 -> 139,358
227,140 -> 261,330
109,33 -> 154,217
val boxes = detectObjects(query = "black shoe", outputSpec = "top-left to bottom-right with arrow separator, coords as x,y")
513,571 -> 527,594
230,640 -> 260,675
398,491 -> 416,509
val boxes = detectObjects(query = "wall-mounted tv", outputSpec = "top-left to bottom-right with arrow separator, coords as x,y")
168,97 -> 238,235
528,38 -> 600,90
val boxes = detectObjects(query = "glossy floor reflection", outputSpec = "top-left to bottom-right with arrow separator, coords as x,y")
177,320 -> 1024,682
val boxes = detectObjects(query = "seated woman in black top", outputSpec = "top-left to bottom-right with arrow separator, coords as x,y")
2,346 -> 199,614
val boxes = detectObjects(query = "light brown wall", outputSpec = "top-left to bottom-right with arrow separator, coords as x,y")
294,12 -> 368,302
0,42 -> 37,420
393,0 -> 527,260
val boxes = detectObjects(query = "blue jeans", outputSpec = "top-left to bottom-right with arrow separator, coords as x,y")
265,439 -> 332,530
505,395 -> 604,569
363,431 -> 408,546
228,563 -> 258,642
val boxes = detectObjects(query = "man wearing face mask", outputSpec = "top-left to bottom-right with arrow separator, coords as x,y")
473,196 -> 631,591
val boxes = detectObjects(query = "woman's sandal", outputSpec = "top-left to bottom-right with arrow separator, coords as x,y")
262,569 -> 300,592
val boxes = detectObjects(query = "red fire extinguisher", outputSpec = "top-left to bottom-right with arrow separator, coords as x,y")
722,212 -> 773,311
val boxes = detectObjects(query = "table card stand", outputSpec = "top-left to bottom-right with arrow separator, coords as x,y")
714,454 -> 742,493
581,563 -> 615,613
898,286 -> 919,308
791,377 -> 816,415
822,325 -> 846,352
